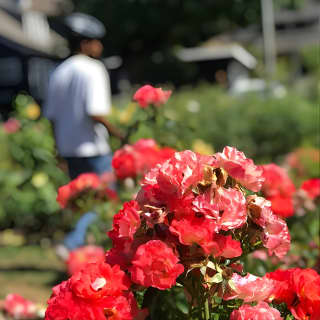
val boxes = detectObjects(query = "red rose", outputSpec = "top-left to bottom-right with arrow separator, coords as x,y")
130,240 -> 184,290
133,85 -> 171,108
267,268 -> 320,320
213,234 -> 242,259
56,184 -> 73,208
45,280 -> 138,320
70,173 -> 100,192
70,262 -> 131,300
112,145 -> 137,179
112,139 -> 175,180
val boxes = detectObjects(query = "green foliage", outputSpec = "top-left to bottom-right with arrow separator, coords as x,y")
73,0 -> 262,83
301,45 -> 320,73
0,95 -> 68,237
114,85 -> 317,163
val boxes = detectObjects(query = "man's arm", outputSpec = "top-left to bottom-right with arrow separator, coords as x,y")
91,115 -> 124,140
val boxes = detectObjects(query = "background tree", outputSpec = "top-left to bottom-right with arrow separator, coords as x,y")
72,0 -> 308,84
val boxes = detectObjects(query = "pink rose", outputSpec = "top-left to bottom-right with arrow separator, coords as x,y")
216,146 -> 264,192
230,301 -> 282,320
133,85 -> 171,108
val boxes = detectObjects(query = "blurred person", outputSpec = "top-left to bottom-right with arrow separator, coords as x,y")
44,13 -> 123,259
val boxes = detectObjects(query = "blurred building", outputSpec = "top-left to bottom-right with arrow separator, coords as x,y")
230,0 -> 320,55
0,0 -> 73,116
176,0 -> 319,87
176,44 -> 257,87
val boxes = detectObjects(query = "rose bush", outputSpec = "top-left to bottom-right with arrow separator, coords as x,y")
2,86 -> 319,320
44,144 -> 319,320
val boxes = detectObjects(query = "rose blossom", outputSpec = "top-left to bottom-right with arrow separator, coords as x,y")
213,234 -> 242,258
130,240 -> 184,290
225,273 -> 275,302
112,145 -> 137,180
193,187 -> 247,230
70,262 -> 131,300
247,196 -> 290,259
259,164 -> 296,217
230,301 -> 282,320
133,85 -> 171,108
108,200 -> 141,242
70,173 -> 100,191
169,216 -> 219,253
266,268 -> 320,320
112,139 -> 175,180
216,146 -> 264,192
56,184 -> 73,208
56,173 -> 101,208
140,150 -> 216,201
45,262 -> 138,320
45,280 -> 138,320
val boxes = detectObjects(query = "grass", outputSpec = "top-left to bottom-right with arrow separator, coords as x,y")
0,245 -> 67,305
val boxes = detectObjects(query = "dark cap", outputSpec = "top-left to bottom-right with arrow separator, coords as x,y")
64,13 -> 106,39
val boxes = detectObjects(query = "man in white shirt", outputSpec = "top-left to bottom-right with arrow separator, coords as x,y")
44,12 -> 123,179
44,13 -> 123,255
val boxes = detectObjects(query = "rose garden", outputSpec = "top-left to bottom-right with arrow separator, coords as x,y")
0,81 -> 319,320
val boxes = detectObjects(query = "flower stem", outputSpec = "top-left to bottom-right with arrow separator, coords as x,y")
204,297 -> 210,320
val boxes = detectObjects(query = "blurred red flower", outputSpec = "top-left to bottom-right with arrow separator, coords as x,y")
133,85 -> 171,108
112,139 -> 175,180
2,118 -> 21,134
267,195 -> 295,218
66,245 -> 105,275
56,173 -> 101,208
260,164 -> 295,198
301,178 -> 320,200
4,294 -> 37,319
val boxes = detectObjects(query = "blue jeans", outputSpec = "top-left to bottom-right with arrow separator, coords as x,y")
63,154 -> 113,250
63,211 -> 98,250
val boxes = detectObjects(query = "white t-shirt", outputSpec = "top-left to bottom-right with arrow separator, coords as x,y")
44,54 -> 112,157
